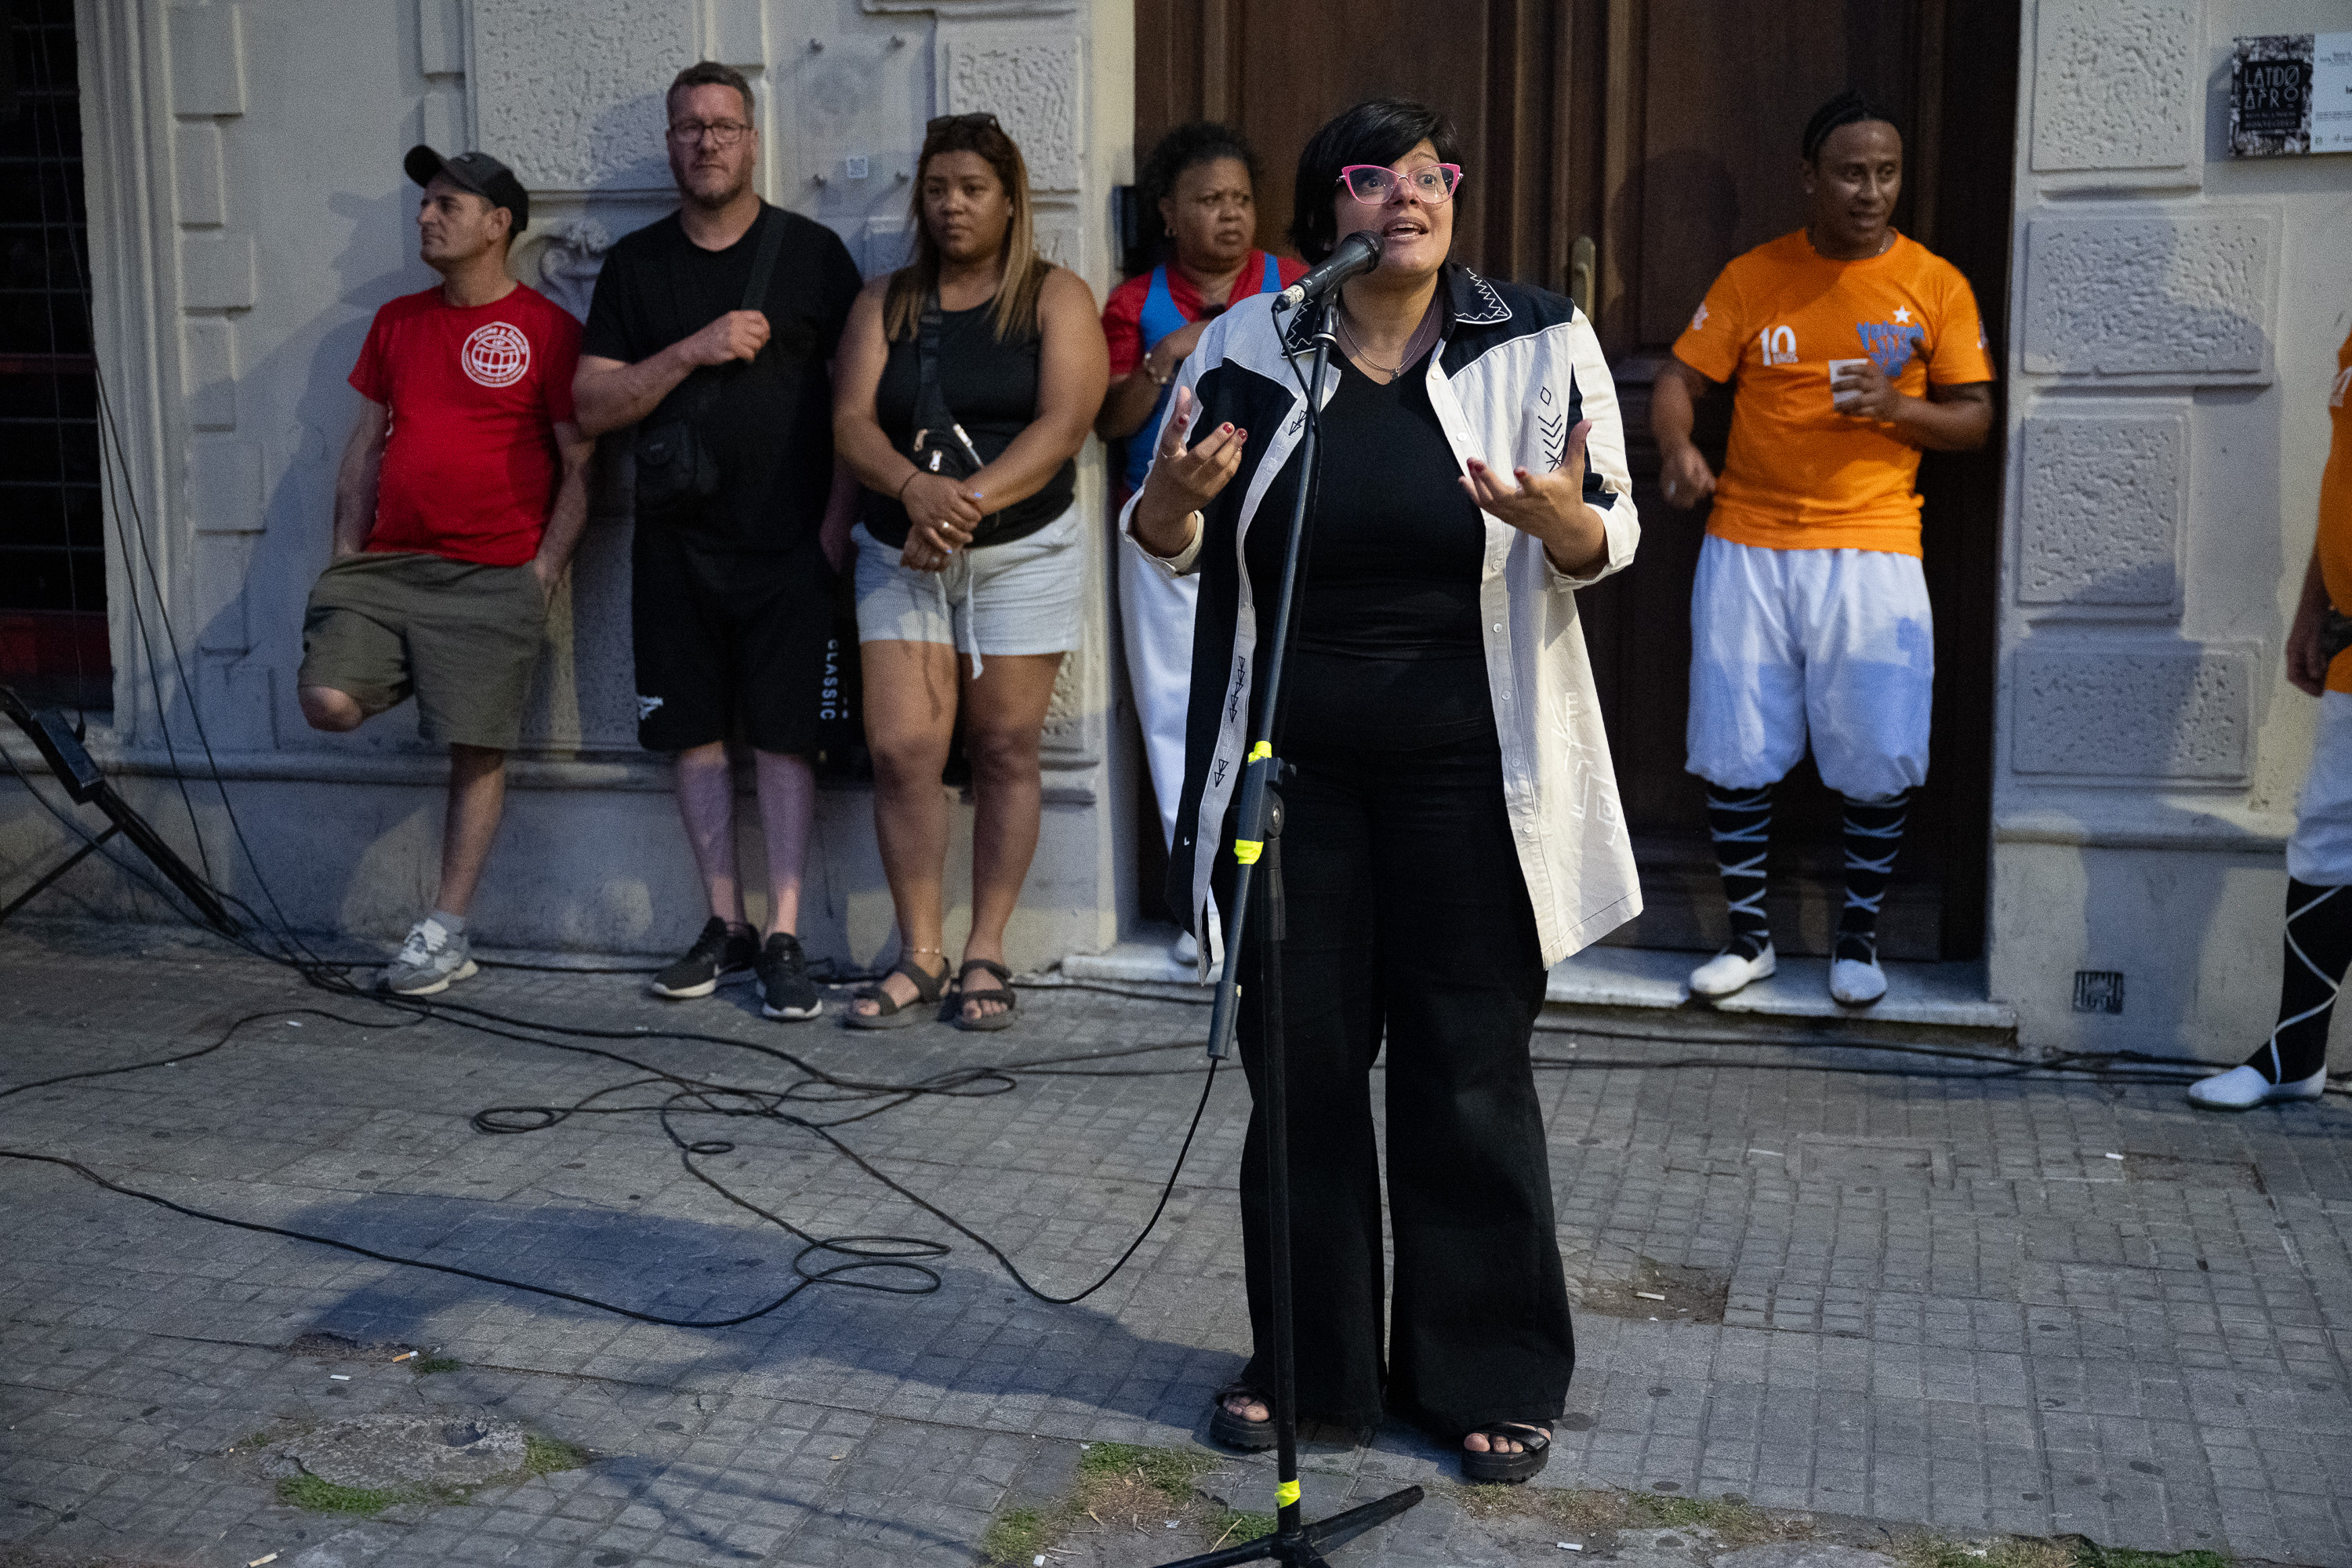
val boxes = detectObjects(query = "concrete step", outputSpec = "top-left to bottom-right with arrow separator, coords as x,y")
1053,925 -> 2015,1035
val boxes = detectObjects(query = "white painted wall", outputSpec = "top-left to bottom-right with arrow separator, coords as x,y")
1990,0 -> 2352,1058
1,0 -> 1134,971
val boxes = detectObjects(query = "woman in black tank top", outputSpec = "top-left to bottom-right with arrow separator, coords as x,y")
833,114 -> 1109,1030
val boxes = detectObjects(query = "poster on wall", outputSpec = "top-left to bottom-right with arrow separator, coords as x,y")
2230,33 -> 2352,155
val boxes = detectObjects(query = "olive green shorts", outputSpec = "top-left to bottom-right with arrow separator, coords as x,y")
299,552 -> 546,750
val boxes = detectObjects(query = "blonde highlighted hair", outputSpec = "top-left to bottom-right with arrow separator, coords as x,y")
884,113 -> 1049,343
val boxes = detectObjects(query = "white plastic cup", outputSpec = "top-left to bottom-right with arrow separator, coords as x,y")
1828,358 -> 1871,412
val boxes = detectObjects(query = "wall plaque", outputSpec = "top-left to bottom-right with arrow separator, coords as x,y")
2230,33 -> 2352,156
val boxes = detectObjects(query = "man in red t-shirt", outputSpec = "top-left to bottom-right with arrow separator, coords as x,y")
297,145 -> 593,996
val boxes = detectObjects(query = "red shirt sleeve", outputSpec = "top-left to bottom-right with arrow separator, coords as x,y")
1275,256 -> 1309,286
347,303 -> 393,404
539,302 -> 582,426
1102,274 -> 1149,377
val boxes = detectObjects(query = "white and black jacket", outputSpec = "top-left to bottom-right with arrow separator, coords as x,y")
1120,263 -> 1644,968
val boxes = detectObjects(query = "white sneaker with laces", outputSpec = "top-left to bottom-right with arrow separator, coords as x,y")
2185,1063 -> 2328,1110
379,917 -> 478,996
1830,954 -> 1888,1006
1690,942 -> 1774,999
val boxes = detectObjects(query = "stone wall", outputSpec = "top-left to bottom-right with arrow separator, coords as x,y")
1991,0 -> 2352,1055
2,0 -> 1136,968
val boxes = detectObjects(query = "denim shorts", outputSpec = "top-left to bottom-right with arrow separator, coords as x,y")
851,503 -> 1083,674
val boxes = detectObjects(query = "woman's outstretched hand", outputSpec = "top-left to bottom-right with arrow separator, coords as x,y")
1131,385 -> 1247,557
1461,417 -> 1608,578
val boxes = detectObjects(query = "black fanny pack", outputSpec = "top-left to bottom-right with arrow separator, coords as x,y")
2324,608 -> 2352,669
634,210 -> 787,520
891,292 -> 1065,550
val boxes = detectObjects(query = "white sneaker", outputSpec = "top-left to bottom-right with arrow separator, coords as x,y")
379,917 -> 477,996
1690,942 -> 1774,999
1171,929 -> 1200,965
2186,1063 -> 2328,1110
1830,954 -> 1888,1006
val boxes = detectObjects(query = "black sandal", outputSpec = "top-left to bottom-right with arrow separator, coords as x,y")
1459,1421 -> 1552,1485
843,955 -> 949,1030
1207,1382 -> 1275,1451
942,958 -> 1019,1032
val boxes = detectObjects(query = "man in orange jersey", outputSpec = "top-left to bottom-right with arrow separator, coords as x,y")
1653,90 -> 1993,1007
2188,327 -> 2352,1109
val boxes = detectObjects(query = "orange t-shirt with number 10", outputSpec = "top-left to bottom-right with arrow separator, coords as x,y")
2314,327 -> 2352,693
1671,229 -> 1994,557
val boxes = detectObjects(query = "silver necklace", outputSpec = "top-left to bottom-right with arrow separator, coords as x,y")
1334,305 -> 1403,379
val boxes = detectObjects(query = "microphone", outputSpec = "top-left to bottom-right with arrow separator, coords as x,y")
1272,230 -> 1383,312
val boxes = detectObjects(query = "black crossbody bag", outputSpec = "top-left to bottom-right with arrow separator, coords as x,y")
903,291 -> 991,510
633,210 -> 789,519
2324,608 -> 2352,669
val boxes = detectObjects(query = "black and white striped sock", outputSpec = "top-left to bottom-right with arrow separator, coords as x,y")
1708,784 -> 1773,961
1835,793 -> 1909,965
2250,879 -> 2352,1083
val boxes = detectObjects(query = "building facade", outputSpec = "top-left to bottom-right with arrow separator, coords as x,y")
2,0 -> 2347,1062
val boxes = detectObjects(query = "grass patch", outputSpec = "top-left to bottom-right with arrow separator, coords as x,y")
980,1503 -> 1056,1567
1896,1537 -> 2073,1568
522,1433 -> 593,1476
1205,1509 -> 1278,1550
412,1356 -> 461,1375
275,1474 -> 401,1516
1897,1540 -> 2230,1568
1075,1441 -> 1221,1501
981,1443 -> 1232,1566
1434,1481 -> 1816,1548
2071,1550 -> 2230,1568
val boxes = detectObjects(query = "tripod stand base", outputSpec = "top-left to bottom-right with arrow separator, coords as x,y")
1154,1483 -> 1423,1568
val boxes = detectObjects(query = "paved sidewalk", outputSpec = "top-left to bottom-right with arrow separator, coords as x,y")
0,920 -> 2347,1568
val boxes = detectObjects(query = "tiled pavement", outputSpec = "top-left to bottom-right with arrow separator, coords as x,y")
0,920 -> 2347,1567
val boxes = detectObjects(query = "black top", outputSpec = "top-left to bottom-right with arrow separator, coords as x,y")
1245,350 -> 1494,751
860,294 -> 1076,549
583,205 -> 862,554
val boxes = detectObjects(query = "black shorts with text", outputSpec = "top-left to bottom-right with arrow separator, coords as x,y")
630,527 -> 837,755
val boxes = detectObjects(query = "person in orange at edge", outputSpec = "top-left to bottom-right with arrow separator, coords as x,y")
2187,325 -> 2352,1110
1652,89 -> 1992,1008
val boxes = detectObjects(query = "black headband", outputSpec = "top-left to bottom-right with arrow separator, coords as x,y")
1801,89 -> 1897,162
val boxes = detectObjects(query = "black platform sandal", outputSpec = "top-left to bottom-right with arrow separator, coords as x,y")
1207,1382 -> 1276,1451
843,954 -> 949,1030
943,958 -> 1019,1032
1459,1421 -> 1552,1485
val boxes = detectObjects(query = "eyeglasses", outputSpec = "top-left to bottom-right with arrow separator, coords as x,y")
927,111 -> 1000,132
670,118 -> 752,147
1337,163 -> 1464,205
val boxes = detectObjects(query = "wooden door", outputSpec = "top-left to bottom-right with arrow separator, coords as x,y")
1133,0 -> 2016,960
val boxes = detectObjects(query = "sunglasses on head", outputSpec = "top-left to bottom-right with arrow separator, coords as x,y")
927,111 -> 1001,132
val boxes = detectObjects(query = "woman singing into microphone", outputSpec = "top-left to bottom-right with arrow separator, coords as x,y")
1123,98 -> 1642,1483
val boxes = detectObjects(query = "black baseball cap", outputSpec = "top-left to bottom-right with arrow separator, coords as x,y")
404,144 -> 529,234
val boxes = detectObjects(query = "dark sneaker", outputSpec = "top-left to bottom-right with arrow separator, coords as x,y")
757,932 -> 822,1020
649,917 -> 757,1000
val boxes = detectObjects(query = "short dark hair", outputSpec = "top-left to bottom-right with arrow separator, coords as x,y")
669,60 -> 755,125
1801,89 -> 1899,162
1139,121 -> 1262,255
1289,98 -> 1461,263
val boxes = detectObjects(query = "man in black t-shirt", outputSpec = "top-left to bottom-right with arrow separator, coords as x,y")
575,60 -> 863,1022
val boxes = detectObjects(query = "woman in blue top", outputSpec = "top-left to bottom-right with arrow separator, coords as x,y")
1098,124 -> 1303,963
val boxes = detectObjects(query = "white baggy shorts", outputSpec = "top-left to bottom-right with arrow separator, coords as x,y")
2288,690 -> 2352,886
1117,525 -> 1197,850
1685,534 -> 1934,802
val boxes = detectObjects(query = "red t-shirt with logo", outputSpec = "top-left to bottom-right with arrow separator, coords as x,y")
347,283 -> 582,567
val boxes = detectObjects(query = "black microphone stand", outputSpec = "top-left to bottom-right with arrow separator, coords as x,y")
1157,297 -> 1422,1568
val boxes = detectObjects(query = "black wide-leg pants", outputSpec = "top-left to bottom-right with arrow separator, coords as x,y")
1224,735 -> 1574,1436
